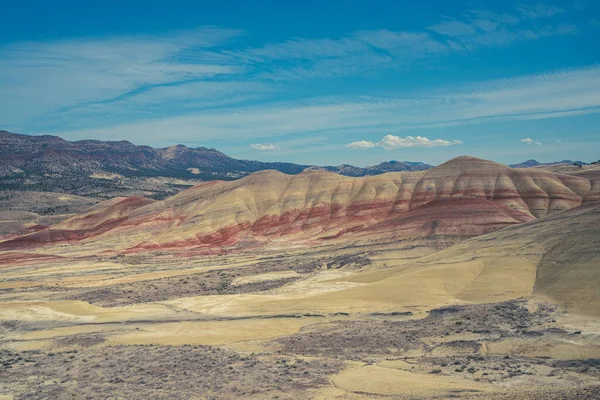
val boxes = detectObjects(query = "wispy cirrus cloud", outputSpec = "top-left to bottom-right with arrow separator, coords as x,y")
51,65 -> 600,147
517,2 -> 565,19
0,27 -> 244,127
0,1 -> 593,152
197,29 -> 450,82
236,6 -> 576,82
428,5 -> 576,49
348,135 -> 462,150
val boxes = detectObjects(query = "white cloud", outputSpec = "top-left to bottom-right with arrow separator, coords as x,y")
346,140 -> 377,149
348,135 -> 462,150
379,135 -> 463,149
521,137 -> 542,145
250,143 -> 281,151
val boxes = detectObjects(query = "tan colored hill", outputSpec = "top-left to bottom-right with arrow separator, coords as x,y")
512,202 -> 600,316
1,156 -> 598,254
0,191 -> 100,240
137,199 -> 599,324
353,200 -> 600,317
1,158 -> 599,399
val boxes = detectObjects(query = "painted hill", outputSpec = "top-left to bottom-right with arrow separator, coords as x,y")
402,200 -> 600,316
1,156 -> 598,254
258,199 -> 600,320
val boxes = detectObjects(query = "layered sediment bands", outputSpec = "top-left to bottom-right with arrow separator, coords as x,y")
0,252 -> 65,266
1,157 -> 598,252
411,157 -> 590,217
569,170 -> 600,202
365,197 -> 535,238
0,197 -> 156,249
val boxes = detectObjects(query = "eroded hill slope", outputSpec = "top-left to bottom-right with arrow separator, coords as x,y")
0,156 -> 598,254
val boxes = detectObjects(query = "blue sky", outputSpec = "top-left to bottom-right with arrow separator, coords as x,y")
1,0 -> 599,166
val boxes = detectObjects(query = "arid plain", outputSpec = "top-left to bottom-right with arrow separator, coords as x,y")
1,157 -> 600,399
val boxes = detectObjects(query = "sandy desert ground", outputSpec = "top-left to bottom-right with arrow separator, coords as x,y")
1,160 -> 600,399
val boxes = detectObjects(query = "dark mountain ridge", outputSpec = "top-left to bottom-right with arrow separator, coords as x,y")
0,130 -> 432,198
509,159 -> 587,168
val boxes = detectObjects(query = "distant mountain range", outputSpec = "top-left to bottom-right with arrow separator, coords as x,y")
309,160 -> 433,176
3,130 -> 594,199
0,131 -> 432,198
509,159 -> 587,168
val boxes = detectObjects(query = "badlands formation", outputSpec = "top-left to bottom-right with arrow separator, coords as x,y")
1,156 -> 597,253
1,156 -> 600,399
